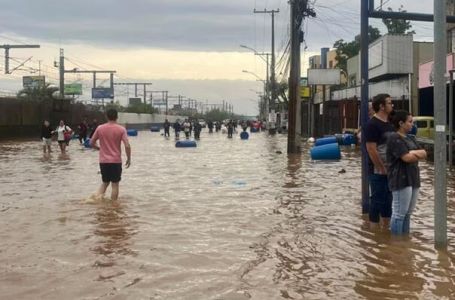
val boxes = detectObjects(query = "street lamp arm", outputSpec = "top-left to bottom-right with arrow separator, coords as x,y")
242,70 -> 264,82
240,44 -> 268,64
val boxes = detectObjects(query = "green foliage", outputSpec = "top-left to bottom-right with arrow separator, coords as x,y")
333,26 -> 382,73
382,6 -> 415,35
203,108 -> 232,121
105,101 -> 125,112
276,81 -> 289,103
17,83 -> 59,101
124,102 -> 158,114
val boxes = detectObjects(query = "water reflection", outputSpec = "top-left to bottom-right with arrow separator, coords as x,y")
355,235 -> 425,299
1,133 -> 455,299
284,153 -> 302,188
91,202 -> 137,258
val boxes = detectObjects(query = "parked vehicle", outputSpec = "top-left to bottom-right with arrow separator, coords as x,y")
413,116 -> 434,139
198,119 -> 207,128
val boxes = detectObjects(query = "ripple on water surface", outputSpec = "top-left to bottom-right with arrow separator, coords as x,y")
0,133 -> 454,299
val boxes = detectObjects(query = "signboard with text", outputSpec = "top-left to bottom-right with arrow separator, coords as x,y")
299,77 -> 311,98
23,76 -> 45,89
128,97 -> 142,105
308,69 -> 341,85
64,83 -> 83,95
92,87 -> 114,99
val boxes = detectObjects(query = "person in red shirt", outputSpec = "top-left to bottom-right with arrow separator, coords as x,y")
90,109 -> 131,201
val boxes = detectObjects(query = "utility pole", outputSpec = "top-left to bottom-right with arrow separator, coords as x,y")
113,83 -> 153,104
60,48 -> 116,101
258,52 -> 271,120
148,90 -> 169,112
288,0 -> 300,153
360,0 -> 371,217
433,0 -> 448,248
165,91 -> 168,115
59,49 -> 65,98
288,0 -> 315,153
0,44 -> 40,74
254,8 -> 279,133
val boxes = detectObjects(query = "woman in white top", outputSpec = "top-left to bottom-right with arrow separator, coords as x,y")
55,120 -> 72,154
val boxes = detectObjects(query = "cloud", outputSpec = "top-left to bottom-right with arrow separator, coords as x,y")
0,0 -> 264,51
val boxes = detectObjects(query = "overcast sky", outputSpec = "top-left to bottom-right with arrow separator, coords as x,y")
0,0 -> 436,115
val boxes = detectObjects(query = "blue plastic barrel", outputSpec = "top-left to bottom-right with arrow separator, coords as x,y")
310,143 -> 341,160
175,140 -> 197,148
150,126 -> 160,132
127,129 -> 138,136
315,136 -> 337,146
341,133 -> 356,145
250,127 -> 259,133
84,138 -> 91,148
240,131 -> 249,140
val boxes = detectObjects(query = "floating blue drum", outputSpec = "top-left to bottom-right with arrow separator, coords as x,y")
342,133 -> 356,145
315,136 -> 337,147
250,127 -> 259,133
310,143 -> 341,160
175,140 -> 197,148
150,126 -> 160,132
84,138 -> 91,148
337,133 -> 356,145
127,129 -> 138,136
240,131 -> 249,140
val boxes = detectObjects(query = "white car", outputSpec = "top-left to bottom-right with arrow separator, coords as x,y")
198,119 -> 207,128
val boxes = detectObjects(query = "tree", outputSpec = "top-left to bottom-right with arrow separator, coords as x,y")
204,108 -> 232,122
333,26 -> 382,73
17,83 -> 59,101
382,6 -> 415,35
124,102 -> 158,114
276,81 -> 289,103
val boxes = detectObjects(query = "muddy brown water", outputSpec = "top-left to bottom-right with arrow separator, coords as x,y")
1,131 -> 454,299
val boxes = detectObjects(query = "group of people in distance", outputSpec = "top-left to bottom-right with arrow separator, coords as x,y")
40,118 -> 99,154
38,96 -> 427,218
40,110 -> 130,201
40,119 -> 73,154
364,93 -> 427,236
163,118 -> 203,140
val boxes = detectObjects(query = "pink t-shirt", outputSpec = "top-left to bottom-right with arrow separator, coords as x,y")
91,123 -> 128,163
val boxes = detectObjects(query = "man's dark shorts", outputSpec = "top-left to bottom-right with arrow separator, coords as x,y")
99,163 -> 122,183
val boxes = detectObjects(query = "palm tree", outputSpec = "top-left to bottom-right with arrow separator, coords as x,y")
17,83 -> 59,101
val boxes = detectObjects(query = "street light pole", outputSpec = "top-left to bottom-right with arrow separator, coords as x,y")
240,45 -> 271,124
253,8 -> 279,133
243,70 -> 267,119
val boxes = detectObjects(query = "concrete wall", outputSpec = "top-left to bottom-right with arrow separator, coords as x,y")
0,97 -> 190,138
332,77 -> 410,100
117,113 -> 187,130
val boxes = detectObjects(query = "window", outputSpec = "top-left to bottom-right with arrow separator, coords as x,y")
415,121 -> 427,128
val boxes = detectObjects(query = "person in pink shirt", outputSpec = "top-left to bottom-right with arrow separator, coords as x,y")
90,109 -> 131,201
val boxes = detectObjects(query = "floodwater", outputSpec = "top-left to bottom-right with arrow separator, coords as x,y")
1,130 -> 455,300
